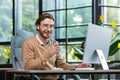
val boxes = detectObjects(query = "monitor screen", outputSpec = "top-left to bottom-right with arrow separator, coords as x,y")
83,24 -> 112,64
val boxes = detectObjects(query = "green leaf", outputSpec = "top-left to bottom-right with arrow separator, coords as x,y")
72,46 -> 83,59
109,39 -> 120,56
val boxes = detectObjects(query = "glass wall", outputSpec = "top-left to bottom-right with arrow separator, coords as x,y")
0,0 -> 39,64
0,0 -> 13,63
100,0 -> 120,61
1,0 -> 119,64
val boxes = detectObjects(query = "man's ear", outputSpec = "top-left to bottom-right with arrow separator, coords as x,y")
37,26 -> 39,30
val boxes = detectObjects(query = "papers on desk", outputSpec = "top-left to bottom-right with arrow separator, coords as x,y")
52,67 -> 63,70
75,68 -> 94,70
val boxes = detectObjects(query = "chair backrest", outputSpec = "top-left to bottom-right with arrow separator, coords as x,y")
10,29 -> 34,69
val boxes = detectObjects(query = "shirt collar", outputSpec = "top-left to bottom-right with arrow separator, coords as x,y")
36,34 -> 51,46
36,34 -> 43,45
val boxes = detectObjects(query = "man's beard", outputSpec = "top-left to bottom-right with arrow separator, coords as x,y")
38,30 -> 52,39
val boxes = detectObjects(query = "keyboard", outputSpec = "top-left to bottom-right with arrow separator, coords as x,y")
75,68 -> 94,70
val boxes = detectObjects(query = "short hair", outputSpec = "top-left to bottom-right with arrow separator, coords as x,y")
35,13 -> 55,26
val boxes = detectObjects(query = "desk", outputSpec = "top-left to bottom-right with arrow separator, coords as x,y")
7,69 -> 120,80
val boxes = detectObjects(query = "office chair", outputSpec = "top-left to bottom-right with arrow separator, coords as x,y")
10,29 -> 40,80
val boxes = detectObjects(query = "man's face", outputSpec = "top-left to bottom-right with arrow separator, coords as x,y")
38,18 -> 54,39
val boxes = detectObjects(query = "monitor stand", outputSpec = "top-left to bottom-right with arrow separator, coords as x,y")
95,50 -> 109,70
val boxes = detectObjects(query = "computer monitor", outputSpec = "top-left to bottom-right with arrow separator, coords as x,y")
83,24 -> 112,67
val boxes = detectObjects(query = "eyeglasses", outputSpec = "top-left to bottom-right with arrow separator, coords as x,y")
41,24 -> 54,29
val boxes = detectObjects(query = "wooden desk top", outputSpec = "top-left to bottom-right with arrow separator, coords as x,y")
7,69 -> 120,74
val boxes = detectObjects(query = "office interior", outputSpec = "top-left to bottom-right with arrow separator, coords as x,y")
0,0 -> 120,80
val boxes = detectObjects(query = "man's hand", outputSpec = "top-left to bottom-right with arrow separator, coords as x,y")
48,43 -> 60,56
76,63 -> 91,68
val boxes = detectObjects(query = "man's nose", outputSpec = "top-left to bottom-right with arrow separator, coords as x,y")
47,27 -> 51,31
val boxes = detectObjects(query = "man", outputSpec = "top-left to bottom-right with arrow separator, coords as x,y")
22,13 -> 91,80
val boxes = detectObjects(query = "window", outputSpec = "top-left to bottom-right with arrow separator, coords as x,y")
0,0 -> 13,63
42,0 -> 92,62
0,0 -> 13,42
0,0 -> 39,64
1,0 -> 118,64
15,0 -> 39,32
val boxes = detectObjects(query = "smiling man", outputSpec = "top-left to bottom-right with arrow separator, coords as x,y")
22,13 -> 91,80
